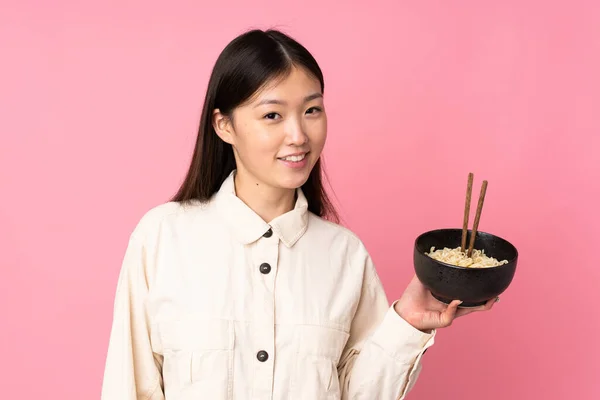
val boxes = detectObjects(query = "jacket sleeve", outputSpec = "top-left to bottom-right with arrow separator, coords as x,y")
337,249 -> 435,400
100,232 -> 164,400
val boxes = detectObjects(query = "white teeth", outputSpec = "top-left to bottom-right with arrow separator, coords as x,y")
281,154 -> 306,162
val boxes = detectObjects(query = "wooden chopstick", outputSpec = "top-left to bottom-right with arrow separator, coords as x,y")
461,173 -> 474,252
467,180 -> 488,257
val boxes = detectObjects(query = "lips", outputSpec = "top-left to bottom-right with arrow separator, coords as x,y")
279,154 -> 306,162
278,152 -> 308,162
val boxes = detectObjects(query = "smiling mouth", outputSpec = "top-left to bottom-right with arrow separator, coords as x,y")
278,153 -> 308,162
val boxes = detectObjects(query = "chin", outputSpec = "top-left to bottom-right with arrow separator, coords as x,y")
275,170 -> 312,190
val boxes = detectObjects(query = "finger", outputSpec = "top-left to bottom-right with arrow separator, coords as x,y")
427,292 -> 451,312
439,300 -> 462,327
455,297 -> 497,318
481,297 -> 497,311
410,274 -> 428,294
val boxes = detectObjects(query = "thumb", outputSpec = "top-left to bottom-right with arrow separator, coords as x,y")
439,300 -> 462,327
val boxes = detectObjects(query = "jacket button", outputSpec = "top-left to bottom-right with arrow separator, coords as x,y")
259,263 -> 271,274
257,350 -> 269,362
263,228 -> 273,238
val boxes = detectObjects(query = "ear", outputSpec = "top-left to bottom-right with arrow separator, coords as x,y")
212,109 -> 235,145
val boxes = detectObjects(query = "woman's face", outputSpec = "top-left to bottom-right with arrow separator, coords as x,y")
213,66 -> 327,192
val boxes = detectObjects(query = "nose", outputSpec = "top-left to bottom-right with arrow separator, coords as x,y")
285,118 -> 308,146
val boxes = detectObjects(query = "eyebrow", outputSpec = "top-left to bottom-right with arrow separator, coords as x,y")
253,93 -> 323,108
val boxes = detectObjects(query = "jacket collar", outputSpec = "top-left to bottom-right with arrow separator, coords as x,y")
215,170 -> 309,247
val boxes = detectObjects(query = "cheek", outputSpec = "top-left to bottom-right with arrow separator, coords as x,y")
237,125 -> 281,161
308,119 -> 327,150
253,131 -> 283,157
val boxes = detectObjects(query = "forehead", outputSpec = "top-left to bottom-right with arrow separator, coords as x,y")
249,66 -> 322,103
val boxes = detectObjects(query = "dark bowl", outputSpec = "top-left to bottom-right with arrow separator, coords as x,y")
414,228 -> 518,308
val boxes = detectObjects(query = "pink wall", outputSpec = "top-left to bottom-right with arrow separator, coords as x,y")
2,1 -> 599,399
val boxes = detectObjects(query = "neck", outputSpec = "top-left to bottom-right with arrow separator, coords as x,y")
233,171 -> 296,223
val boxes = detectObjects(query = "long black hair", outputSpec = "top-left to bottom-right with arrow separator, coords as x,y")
171,29 -> 339,222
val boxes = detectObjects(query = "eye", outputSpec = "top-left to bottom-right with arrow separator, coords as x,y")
306,106 -> 322,115
264,112 -> 281,120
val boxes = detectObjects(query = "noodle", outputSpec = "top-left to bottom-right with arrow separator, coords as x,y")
426,246 -> 508,268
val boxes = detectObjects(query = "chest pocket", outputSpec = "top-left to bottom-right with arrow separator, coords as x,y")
155,318 -> 234,400
292,325 -> 350,400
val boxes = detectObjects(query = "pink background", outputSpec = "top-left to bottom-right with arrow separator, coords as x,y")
2,1 -> 599,399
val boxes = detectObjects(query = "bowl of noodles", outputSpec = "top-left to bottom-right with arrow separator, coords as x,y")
413,228 -> 518,307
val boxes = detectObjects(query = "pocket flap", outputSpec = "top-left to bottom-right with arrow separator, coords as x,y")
297,325 -> 350,363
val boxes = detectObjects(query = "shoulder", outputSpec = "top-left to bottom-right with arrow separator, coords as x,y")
307,213 -> 383,287
307,213 -> 371,259
129,200 -> 208,242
